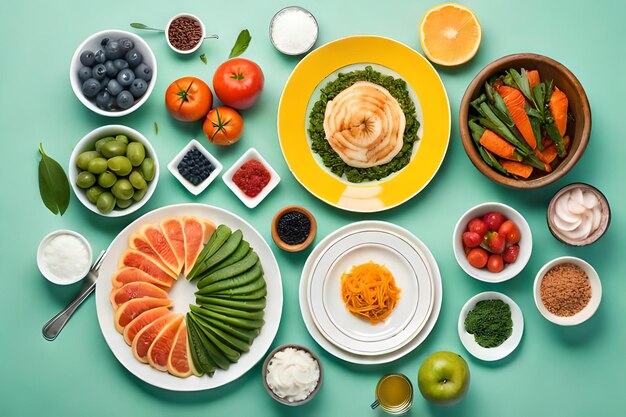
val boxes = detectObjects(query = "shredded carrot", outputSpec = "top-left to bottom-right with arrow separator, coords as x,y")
340,261 -> 401,325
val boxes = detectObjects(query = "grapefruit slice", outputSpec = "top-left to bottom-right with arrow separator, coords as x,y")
167,321 -> 193,377
419,2 -> 481,66
148,314 -> 184,372
139,224 -> 183,275
123,306 -> 171,345
110,281 -> 169,310
161,218 -> 186,271
128,230 -> 178,276
111,267 -> 174,289
118,249 -> 179,282
183,217 -> 206,277
132,312 -> 180,363
114,297 -> 172,333
202,219 -> 216,243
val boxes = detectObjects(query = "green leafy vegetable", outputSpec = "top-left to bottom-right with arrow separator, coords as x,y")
200,53 -> 208,64
153,121 -> 159,135
464,299 -> 512,348
38,143 -> 70,215
229,29 -> 251,58
130,23 -> 150,29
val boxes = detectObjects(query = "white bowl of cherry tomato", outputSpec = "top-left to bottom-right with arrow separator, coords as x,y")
453,202 -> 532,283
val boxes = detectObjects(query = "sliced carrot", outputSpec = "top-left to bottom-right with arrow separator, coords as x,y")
479,130 -> 522,161
563,135 -> 571,150
534,145 -> 558,165
500,160 -> 533,178
549,87 -> 569,136
497,85 -> 538,149
527,70 -> 541,90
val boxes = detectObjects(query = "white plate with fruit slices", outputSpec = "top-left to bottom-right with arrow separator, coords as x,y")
95,203 -> 283,391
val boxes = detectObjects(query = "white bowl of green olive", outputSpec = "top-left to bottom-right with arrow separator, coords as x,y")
69,124 -> 159,217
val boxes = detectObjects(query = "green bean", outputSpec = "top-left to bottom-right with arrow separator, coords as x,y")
188,313 -> 230,369
194,319 -> 241,363
187,224 -> 232,280
96,191 -> 116,213
107,156 -> 133,176
197,262 -> 263,293
210,286 -> 267,300
186,314 -> 215,375
197,251 -> 259,285
201,315 -> 259,344
190,305 -> 264,330
195,295 -> 266,311
76,151 -> 100,170
210,276 -> 266,297
206,240 -> 250,275
87,157 -> 108,174
202,304 -> 265,321
193,317 -> 250,353
126,142 -> 145,166
201,230 -> 243,273
76,171 -> 96,189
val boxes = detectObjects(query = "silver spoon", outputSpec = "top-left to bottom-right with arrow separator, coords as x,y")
130,23 -> 219,39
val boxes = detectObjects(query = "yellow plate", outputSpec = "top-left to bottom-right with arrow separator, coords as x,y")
278,36 -> 450,212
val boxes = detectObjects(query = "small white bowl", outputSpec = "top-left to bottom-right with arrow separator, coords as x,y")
458,292 -> 524,361
269,6 -> 319,56
222,148 -> 280,208
533,256 -> 602,326
69,124 -> 159,217
37,230 -> 93,285
168,139 -> 222,195
70,29 -> 157,117
452,202 -> 532,283
165,13 -> 206,54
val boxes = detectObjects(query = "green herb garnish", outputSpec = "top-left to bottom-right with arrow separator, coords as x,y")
229,29 -> 251,58
464,299 -> 512,348
38,143 -> 70,215
200,53 -> 208,64
153,121 -> 159,135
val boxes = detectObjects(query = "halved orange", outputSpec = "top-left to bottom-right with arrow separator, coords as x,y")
419,2 -> 481,66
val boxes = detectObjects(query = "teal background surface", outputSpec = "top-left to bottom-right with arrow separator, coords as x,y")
1,0 -> 624,416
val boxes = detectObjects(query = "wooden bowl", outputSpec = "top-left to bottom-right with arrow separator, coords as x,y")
271,206 -> 317,252
459,53 -> 591,189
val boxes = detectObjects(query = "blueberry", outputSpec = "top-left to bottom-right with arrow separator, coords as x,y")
96,90 -> 115,110
116,90 -> 134,109
117,68 -> 135,87
129,78 -> 148,98
118,38 -> 134,52
78,66 -> 92,81
113,59 -> 129,71
82,78 -> 101,98
94,49 -> 106,64
104,40 -> 123,60
100,37 -> 110,47
79,50 -> 95,66
133,63 -> 152,81
125,49 -> 143,68
107,79 -> 123,96
92,64 -> 107,80
103,60 -> 117,77
101,77 -> 110,89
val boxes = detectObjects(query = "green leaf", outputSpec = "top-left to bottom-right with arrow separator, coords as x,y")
153,121 -> 159,135
130,22 -> 149,29
229,29 -> 251,58
200,53 -> 208,64
38,143 -> 70,215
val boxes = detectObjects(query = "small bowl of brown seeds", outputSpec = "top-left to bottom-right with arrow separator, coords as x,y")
166,13 -> 206,54
533,256 -> 602,326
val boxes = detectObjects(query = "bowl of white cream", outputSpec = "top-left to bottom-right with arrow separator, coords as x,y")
262,344 -> 322,405
269,6 -> 319,55
37,230 -> 92,285
547,183 -> 610,246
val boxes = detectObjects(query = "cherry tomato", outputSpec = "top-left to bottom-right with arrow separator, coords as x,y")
165,77 -> 213,122
467,218 -> 489,238
487,254 -> 504,272
212,58 -> 264,109
483,211 -> 506,231
203,106 -> 244,146
503,245 -> 520,264
467,248 -> 489,269
462,231 -> 482,248
498,220 -> 521,244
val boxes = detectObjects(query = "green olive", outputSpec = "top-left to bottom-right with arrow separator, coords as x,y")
115,134 -> 129,144
96,191 -> 116,214
98,171 -> 117,188
107,156 -> 133,176
95,136 -> 115,153
132,187 -> 147,202
86,185 -> 105,204
100,141 -> 127,158
111,178 -> 134,200
87,157 -> 108,174
116,198 -> 134,209
76,151 -> 100,170
129,170 -> 147,189
76,171 -> 96,189
126,142 -> 146,167
140,158 -> 155,181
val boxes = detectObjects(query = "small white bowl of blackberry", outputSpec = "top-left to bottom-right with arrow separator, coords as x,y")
168,139 -> 223,195
70,30 -> 157,117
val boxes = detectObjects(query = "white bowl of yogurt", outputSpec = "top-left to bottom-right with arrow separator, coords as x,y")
37,230 -> 92,285
262,344 -> 323,405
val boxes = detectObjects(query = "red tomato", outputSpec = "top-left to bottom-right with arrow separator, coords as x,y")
212,58 -> 264,109
487,254 -> 504,272
467,218 -> 489,238
203,106 -> 244,146
503,245 -> 520,264
462,231 -> 481,248
467,248 -> 489,269
498,220 -> 521,244
165,77 -> 213,122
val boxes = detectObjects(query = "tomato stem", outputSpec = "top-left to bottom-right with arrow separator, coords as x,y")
230,72 -> 245,80
209,108 -> 230,142
177,80 -> 194,107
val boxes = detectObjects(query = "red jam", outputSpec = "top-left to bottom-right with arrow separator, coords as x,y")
232,159 -> 271,198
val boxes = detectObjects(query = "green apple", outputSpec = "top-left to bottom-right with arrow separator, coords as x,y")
417,351 -> 470,405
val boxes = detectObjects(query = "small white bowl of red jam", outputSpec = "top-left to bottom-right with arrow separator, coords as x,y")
222,148 -> 280,208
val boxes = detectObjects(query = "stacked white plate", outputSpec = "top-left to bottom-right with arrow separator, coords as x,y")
299,221 -> 442,364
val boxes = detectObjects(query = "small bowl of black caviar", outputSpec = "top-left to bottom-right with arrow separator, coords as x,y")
271,205 -> 317,252
168,139 -> 222,195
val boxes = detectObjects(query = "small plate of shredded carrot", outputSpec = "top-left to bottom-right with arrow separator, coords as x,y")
468,67 -> 571,180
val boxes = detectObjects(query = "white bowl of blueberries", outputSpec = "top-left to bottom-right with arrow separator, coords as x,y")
70,30 -> 157,117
